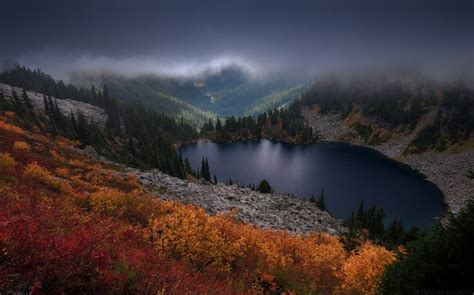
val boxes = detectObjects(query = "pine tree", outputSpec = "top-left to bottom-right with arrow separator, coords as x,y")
12,89 -> 25,115
316,188 -> 327,211
200,157 -> 206,180
0,92 -> 12,111
344,210 -> 358,251
208,118 -> 214,131
205,157 -> 210,181
200,157 -> 211,181
216,118 -> 223,131
213,173 -> 218,184
21,88 -> 35,120
257,179 -> 272,193
356,201 -> 365,228
184,158 -> 192,175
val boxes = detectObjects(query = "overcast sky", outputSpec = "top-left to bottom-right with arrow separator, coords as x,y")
1,0 -> 473,79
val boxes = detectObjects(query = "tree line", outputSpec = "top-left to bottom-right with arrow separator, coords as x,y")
200,103 -> 317,144
0,65 -> 199,178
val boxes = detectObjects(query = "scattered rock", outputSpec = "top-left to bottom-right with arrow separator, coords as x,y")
126,167 -> 346,235
0,83 -> 107,127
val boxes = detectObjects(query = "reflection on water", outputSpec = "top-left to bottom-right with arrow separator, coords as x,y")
180,139 -> 445,229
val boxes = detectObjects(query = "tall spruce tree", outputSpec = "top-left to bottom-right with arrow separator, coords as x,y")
316,188 -> 327,211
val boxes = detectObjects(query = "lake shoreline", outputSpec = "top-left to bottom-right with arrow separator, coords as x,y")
181,139 -> 445,228
301,107 -> 473,216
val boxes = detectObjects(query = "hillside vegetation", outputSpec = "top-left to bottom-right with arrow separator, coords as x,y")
296,76 -> 474,153
72,65 -> 305,125
0,113 -> 395,294
0,65 -> 199,178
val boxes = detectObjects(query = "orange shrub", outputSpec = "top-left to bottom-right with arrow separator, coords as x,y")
0,119 -> 24,134
148,204 -> 245,272
0,152 -> 16,170
50,149 -> 66,162
0,117 -> 398,294
340,242 -> 396,294
13,141 -> 31,152
55,167 -> 70,178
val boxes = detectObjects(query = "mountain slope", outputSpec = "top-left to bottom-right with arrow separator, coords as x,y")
72,65 -> 306,125
0,89 -> 395,294
297,76 -> 474,214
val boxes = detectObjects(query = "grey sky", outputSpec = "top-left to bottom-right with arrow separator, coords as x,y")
1,0 -> 473,79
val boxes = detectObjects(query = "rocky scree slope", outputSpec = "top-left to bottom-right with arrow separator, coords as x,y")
126,168 -> 346,235
0,83 -> 107,127
79,146 -> 346,235
302,106 -> 473,214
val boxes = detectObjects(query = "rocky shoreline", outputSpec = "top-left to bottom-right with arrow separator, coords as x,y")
302,107 -> 474,215
126,168 -> 346,235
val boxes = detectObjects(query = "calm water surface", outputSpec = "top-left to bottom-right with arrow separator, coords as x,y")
180,139 -> 445,228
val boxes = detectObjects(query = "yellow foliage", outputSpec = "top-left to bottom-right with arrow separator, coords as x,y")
0,152 -> 16,170
340,242 -> 396,294
23,162 -> 65,192
90,188 -> 156,225
147,202 -> 348,291
13,141 -> 31,152
148,204 -> 245,272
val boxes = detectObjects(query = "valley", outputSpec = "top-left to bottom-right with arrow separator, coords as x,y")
72,65 -> 306,126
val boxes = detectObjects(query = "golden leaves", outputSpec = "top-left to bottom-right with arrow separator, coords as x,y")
13,141 -> 31,152
0,152 -> 16,170
340,242 -> 396,294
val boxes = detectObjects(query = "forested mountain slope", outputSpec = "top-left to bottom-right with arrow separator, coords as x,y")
297,76 -> 474,214
72,65 -> 306,125
0,66 -> 199,178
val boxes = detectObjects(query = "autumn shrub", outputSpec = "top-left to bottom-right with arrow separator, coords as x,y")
0,201 -> 232,294
0,119 -> 24,134
341,242 -> 396,294
0,153 -> 16,170
23,162 -> 63,192
90,188 -> 156,225
148,205 -> 245,272
13,141 -> 31,152
0,117 -> 398,294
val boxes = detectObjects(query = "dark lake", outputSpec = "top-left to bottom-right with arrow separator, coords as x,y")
180,139 -> 445,229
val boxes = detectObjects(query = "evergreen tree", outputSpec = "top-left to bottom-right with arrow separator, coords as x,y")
213,173 -> 218,184
316,188 -> 327,211
257,179 -> 272,193
200,157 -> 211,181
11,89 -> 25,115
381,201 -> 474,293
184,158 -> 193,175
0,92 -> 12,111
215,118 -> 223,131
208,118 -> 214,131
343,210 -> 358,251
21,88 -> 35,120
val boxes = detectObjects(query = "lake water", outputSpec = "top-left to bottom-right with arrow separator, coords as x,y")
180,139 -> 445,229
